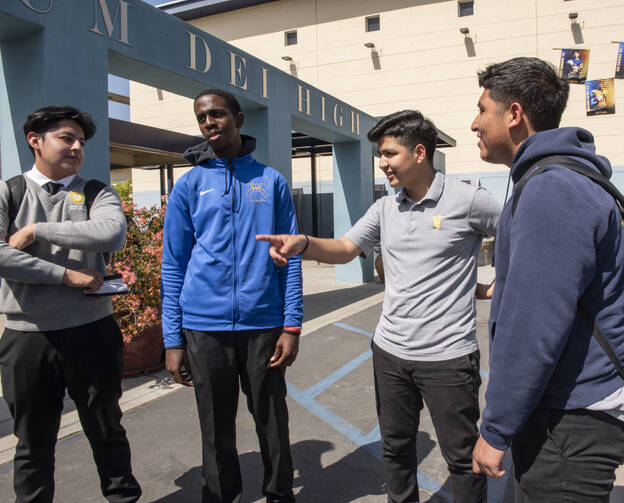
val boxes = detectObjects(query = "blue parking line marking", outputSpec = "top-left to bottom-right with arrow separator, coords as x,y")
363,424 -> 380,444
287,380 -> 450,501
304,349 -> 372,398
288,381 -> 373,447
333,322 -> 374,338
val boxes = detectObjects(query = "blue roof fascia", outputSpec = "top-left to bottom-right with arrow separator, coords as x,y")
159,0 -> 277,20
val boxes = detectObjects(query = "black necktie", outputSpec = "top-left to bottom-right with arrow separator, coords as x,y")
43,182 -> 63,195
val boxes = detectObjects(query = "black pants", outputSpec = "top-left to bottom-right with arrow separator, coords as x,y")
372,343 -> 486,503
184,328 -> 294,503
0,316 -> 141,503
512,407 -> 624,502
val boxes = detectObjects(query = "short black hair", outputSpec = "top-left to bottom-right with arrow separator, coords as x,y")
194,88 -> 242,116
367,110 -> 437,162
478,57 -> 569,131
23,105 -> 96,140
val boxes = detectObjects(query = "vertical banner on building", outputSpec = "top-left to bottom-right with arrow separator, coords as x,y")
559,48 -> 590,83
585,78 -> 615,116
615,42 -> 624,78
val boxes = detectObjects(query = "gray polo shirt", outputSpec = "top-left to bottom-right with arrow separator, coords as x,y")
345,171 -> 501,361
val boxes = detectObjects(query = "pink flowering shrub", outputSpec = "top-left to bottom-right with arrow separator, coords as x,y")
111,186 -> 166,343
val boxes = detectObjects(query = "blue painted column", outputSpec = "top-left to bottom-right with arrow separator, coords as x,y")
333,140 -> 374,283
0,11 -> 109,181
243,104 -> 292,187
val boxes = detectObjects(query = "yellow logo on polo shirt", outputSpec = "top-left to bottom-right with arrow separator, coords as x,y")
69,192 -> 85,204
433,215 -> 444,229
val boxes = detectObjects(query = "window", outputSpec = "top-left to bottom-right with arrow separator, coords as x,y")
285,30 -> 297,46
458,1 -> 474,17
366,15 -> 380,32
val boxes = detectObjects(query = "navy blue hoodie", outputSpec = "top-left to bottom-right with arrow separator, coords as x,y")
481,127 -> 624,450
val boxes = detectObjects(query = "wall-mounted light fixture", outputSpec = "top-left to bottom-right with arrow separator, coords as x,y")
460,27 -> 476,57
568,12 -> 584,43
281,56 -> 293,61
364,42 -> 375,49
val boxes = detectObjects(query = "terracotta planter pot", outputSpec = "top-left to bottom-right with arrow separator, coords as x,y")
122,323 -> 165,378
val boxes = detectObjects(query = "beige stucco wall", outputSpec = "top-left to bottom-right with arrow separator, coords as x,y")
135,0 -> 622,177
128,0 -> 624,199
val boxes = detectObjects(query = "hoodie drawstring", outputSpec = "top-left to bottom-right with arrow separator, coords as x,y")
221,161 -> 237,211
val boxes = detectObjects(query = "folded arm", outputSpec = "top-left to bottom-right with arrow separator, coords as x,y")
33,187 -> 127,252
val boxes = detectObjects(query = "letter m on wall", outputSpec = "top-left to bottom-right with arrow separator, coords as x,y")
89,0 -> 132,46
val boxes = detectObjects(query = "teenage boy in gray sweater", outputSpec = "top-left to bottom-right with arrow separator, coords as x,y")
0,106 -> 141,502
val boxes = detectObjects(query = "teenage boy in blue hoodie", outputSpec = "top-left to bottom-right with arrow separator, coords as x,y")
161,89 -> 302,503
471,57 -> 624,501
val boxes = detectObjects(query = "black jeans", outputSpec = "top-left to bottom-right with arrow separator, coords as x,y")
184,328 -> 294,503
372,343 -> 486,503
512,407 -> 624,502
0,316 -> 141,503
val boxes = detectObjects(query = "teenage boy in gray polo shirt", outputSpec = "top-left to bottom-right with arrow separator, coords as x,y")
257,110 -> 501,503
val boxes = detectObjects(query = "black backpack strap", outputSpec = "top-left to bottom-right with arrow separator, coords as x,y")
83,179 -> 107,218
512,155 -> 624,219
578,305 -> 624,382
511,165 -> 548,216
5,175 -> 26,229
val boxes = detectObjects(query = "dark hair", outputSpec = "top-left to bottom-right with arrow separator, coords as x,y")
194,88 -> 242,115
478,57 -> 569,131
367,110 -> 437,161
23,105 -> 96,141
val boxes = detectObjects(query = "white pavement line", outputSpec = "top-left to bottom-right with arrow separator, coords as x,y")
0,375 -> 184,466
301,291 -> 385,336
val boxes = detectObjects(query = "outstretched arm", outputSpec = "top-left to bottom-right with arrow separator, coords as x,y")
256,234 -> 361,266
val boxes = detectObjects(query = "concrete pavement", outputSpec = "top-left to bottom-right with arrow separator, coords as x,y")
0,262 -> 623,502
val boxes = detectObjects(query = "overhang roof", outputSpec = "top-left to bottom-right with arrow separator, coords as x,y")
109,119 -> 456,167
109,118 -> 200,169
157,0 -> 277,20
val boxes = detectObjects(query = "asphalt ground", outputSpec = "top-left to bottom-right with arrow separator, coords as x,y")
0,262 -> 623,502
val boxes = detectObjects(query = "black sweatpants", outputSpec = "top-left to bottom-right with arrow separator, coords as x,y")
0,316 -> 141,503
512,407 -> 624,502
184,327 -> 294,503
372,343 -> 486,503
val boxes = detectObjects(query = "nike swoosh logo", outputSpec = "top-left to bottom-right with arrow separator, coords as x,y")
200,189 -> 214,195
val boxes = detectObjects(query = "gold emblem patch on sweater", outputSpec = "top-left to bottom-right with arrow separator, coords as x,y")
69,192 -> 85,204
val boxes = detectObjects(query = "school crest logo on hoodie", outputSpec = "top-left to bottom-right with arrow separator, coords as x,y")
246,182 -> 268,202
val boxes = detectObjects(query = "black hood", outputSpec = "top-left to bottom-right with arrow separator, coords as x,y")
183,134 -> 257,166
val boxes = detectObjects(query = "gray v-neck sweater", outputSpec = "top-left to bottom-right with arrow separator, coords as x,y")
0,175 -> 127,331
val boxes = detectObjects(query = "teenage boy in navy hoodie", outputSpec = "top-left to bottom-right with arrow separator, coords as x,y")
471,57 -> 624,501
161,89 -> 302,503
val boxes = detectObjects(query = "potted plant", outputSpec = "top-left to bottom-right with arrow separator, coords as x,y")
112,180 -> 166,377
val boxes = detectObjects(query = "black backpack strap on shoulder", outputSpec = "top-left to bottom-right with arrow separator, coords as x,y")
5,175 -> 26,228
512,155 -> 624,218
83,179 -> 107,218
511,165 -> 548,216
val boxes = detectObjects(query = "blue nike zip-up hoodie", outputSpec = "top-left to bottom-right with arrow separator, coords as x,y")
481,127 -> 624,450
160,135 -> 303,348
